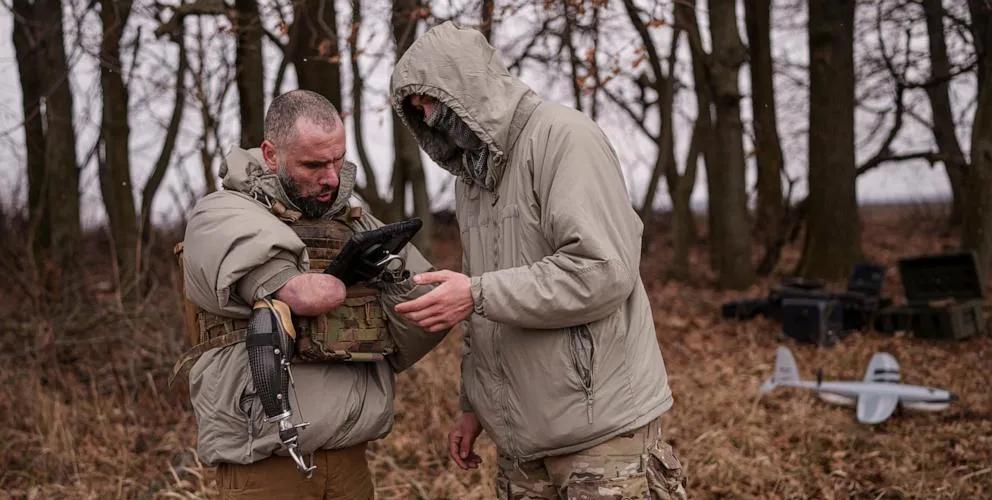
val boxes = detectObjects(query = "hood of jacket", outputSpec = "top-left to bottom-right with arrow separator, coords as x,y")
219,147 -> 358,219
390,21 -> 541,191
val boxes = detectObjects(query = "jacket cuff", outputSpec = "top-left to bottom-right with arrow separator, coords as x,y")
236,259 -> 301,303
470,275 -> 485,316
459,388 -> 474,412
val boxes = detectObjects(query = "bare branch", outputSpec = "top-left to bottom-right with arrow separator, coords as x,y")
856,151 -> 950,176
347,0 -> 384,208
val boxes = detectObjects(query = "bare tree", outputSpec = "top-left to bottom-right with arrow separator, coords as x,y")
706,0 -> 754,289
391,0 -> 433,255
292,0 -> 343,110
615,1 -> 699,280
561,1 -> 584,112
798,0 -> 861,281
11,0 -> 48,257
36,0 -> 82,292
234,0 -> 265,148
480,0 -> 494,42
141,8 -> 190,257
188,14 -> 234,195
98,0 -> 139,301
963,0 -> 992,273
674,0 -> 717,273
921,0 -> 968,226
745,0 -> 785,275
348,0 -> 387,216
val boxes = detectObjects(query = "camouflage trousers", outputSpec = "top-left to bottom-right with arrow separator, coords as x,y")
496,419 -> 688,500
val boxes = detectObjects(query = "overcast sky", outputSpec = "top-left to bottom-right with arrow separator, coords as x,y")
0,1 -> 969,229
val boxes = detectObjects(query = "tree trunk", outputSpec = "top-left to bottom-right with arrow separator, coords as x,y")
293,0 -> 342,111
744,0 -> 785,272
798,0 -> 861,281
923,0 -> 968,226
562,1 -> 583,112
234,0 -> 265,148
962,0 -> 992,275
971,0 -> 988,89
621,0 -> 673,222
99,0 -> 139,302
706,0 -> 754,289
675,0 -> 715,268
480,0 -> 494,42
37,0 -> 81,292
669,121 -> 702,281
12,0 -> 49,257
193,18 -> 218,195
141,34 -> 188,247
349,0 -> 387,216
392,0 -> 432,257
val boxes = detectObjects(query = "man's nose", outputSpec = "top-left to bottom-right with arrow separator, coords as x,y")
320,167 -> 339,189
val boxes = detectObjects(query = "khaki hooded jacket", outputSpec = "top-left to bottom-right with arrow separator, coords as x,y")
390,22 -> 673,463
181,148 -> 443,466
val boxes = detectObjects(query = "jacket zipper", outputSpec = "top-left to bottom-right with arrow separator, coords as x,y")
569,326 -> 595,424
491,321 -> 520,461
488,191 -> 518,460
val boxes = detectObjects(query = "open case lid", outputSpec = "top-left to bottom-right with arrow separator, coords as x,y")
897,251 -> 985,304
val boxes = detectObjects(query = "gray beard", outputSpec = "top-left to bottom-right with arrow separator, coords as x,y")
279,169 -> 334,218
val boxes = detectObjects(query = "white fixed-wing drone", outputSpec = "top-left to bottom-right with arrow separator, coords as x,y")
760,346 -> 956,424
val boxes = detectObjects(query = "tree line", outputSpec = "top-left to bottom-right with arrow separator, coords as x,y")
6,0 -> 991,305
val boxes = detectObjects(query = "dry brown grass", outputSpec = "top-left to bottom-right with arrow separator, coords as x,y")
1,206 -> 989,499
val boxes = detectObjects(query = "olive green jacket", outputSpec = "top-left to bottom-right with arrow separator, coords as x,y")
391,22 -> 673,462
182,148 -> 443,466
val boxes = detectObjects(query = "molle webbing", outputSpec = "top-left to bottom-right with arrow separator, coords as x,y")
290,217 -> 393,363
291,217 -> 354,269
295,285 -> 391,362
169,315 -> 249,388
170,211 -> 392,388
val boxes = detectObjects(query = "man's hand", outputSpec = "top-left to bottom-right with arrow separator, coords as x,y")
448,411 -> 483,470
394,270 -> 473,333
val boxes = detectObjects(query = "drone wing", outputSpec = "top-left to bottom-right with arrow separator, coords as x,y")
856,394 -> 899,424
863,352 -> 900,383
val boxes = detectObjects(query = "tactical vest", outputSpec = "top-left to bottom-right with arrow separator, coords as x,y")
169,205 -> 392,387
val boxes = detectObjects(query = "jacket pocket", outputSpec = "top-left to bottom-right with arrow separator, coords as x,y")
568,325 -> 595,424
236,374 -> 263,459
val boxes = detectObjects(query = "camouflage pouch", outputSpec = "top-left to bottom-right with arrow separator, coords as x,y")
294,285 -> 393,362
646,441 -> 688,500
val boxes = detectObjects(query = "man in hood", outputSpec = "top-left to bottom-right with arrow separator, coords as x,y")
390,22 -> 687,500
180,90 -> 446,499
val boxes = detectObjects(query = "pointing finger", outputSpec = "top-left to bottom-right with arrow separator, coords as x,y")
412,270 -> 450,285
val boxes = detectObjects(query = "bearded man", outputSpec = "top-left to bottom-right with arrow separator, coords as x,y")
178,89 -> 445,499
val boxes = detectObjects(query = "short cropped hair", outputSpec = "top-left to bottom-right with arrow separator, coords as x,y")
264,90 -> 340,145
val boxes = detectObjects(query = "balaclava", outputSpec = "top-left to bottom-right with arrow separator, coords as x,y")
420,100 -> 489,186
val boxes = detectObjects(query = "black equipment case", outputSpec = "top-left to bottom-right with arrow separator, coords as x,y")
876,252 -> 987,340
771,265 -> 887,332
781,297 -> 846,346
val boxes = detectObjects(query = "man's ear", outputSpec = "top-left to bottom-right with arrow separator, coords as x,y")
260,140 -> 279,173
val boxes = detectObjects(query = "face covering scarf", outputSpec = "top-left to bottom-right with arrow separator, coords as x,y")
422,101 -> 490,186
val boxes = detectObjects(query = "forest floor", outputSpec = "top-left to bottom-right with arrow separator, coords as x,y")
1,202 -> 990,499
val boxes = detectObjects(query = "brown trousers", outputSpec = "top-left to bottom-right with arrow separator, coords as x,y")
216,443 -> 374,500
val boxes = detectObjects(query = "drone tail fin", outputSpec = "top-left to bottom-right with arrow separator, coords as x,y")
761,346 -> 801,394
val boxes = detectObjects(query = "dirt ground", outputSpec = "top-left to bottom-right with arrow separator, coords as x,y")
1,204 -> 990,499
